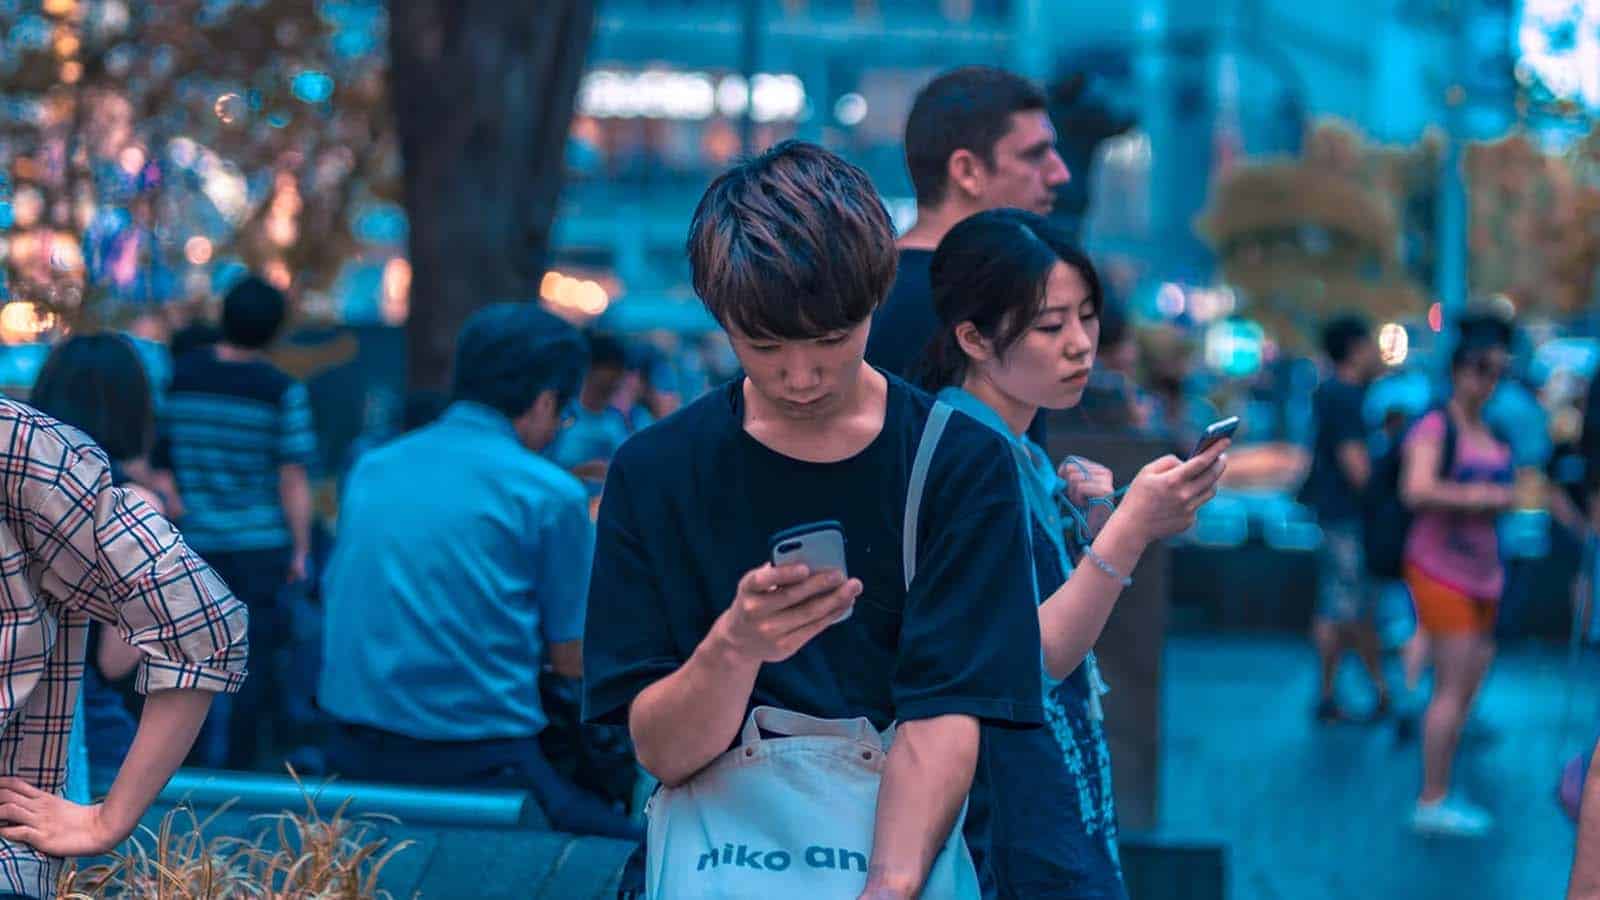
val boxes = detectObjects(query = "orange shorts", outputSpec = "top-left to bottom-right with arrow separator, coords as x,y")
1403,564 -> 1498,636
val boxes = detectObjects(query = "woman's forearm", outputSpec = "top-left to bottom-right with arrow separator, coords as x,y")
1404,480 -> 1512,514
99,689 -> 213,839
1037,514 -> 1148,680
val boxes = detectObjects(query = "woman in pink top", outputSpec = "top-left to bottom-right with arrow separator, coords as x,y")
1399,319 -> 1515,838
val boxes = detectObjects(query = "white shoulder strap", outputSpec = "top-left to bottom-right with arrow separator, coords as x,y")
902,401 -> 954,591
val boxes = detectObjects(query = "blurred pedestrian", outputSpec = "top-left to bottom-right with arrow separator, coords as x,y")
27,335 -> 169,781
612,343 -> 681,433
1401,317 -> 1515,837
1076,298 -> 1151,432
1300,315 -> 1390,722
545,332 -> 631,491
318,303 -> 639,840
1141,325 -> 1213,455
155,274 -> 316,769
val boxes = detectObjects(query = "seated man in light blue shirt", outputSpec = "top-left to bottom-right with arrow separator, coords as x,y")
318,302 -> 639,841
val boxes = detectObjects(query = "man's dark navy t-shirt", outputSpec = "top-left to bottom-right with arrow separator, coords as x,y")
582,372 -> 1046,734
1301,377 -> 1368,524
867,248 -> 1051,449
866,249 -> 938,384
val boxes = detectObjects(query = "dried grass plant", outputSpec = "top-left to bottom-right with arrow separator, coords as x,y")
57,767 -> 415,899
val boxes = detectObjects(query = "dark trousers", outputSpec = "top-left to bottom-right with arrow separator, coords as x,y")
195,546 -> 291,770
326,721 -> 643,842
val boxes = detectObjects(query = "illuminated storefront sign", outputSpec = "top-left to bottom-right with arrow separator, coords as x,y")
578,69 -> 807,122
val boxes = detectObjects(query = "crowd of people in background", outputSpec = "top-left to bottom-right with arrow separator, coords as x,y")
3,60 -> 1598,900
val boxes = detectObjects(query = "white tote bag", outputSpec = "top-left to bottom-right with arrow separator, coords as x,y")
645,402 -> 980,899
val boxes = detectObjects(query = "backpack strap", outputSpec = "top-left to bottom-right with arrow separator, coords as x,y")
1439,407 -> 1458,481
902,402 -> 954,591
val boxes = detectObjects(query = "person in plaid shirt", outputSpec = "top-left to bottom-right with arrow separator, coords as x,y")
0,398 -> 248,899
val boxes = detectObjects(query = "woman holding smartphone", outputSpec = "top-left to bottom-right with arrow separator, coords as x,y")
918,208 -> 1228,898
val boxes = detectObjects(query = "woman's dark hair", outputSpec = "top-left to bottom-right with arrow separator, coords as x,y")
918,208 -> 1102,390
1450,314 -> 1513,372
29,334 -> 154,462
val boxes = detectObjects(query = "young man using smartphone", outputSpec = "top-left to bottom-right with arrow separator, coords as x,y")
582,140 -> 1045,899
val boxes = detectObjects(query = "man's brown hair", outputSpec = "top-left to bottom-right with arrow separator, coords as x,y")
904,66 -> 1047,207
687,140 -> 897,340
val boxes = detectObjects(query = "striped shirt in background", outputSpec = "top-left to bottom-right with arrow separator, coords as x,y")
156,350 -> 317,555
0,400 -> 248,896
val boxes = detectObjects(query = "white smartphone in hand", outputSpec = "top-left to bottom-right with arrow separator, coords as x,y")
770,521 -> 851,624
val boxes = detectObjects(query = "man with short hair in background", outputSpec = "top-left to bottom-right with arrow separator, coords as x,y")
318,303 -> 639,841
866,65 -> 1070,401
156,274 -> 316,769
1301,314 -> 1390,722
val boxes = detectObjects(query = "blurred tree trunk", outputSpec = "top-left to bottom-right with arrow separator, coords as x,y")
389,0 -> 595,392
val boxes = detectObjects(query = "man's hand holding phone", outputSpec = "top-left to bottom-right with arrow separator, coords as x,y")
711,563 -> 863,666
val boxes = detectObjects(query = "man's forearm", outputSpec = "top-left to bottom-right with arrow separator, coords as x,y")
629,627 -> 760,788
279,465 -> 313,557
100,689 -> 213,840
862,714 -> 979,899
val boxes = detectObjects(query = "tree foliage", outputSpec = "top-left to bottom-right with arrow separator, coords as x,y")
0,0 -> 397,331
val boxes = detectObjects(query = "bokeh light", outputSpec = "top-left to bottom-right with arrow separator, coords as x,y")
213,92 -> 244,124
0,302 -> 56,344
833,92 -> 867,126
184,236 -> 213,266
1379,322 -> 1409,366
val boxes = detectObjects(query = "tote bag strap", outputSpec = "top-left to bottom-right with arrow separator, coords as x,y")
902,402 -> 954,591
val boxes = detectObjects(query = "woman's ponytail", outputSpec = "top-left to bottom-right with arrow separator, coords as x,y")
914,329 -> 967,392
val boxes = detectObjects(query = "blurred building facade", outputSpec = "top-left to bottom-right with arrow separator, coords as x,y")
549,0 -> 1521,334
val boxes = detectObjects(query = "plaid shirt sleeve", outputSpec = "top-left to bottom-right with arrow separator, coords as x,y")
22,425 -> 248,694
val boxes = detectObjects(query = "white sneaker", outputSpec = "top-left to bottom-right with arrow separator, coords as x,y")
1411,796 -> 1493,838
